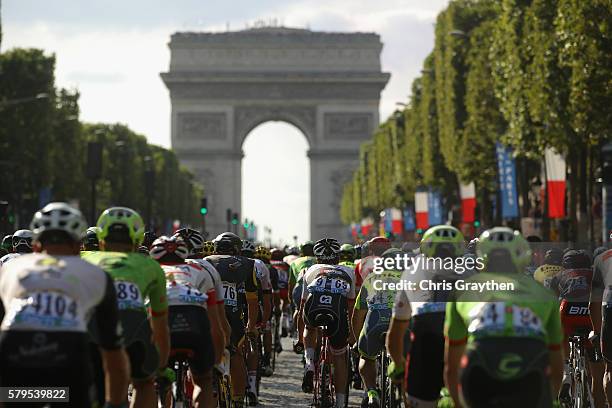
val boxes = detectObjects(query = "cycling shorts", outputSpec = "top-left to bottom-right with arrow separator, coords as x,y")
303,292 -> 349,351
168,305 -> 215,374
292,281 -> 303,306
0,331 -> 95,407
405,312 -> 445,401
460,338 -> 551,408
279,288 -> 289,300
560,300 -> 592,338
226,307 -> 245,349
358,308 -> 391,360
120,310 -> 160,380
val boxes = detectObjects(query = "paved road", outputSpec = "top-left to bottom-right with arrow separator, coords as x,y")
258,337 -> 363,407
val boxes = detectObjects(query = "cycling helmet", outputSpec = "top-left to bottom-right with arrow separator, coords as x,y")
287,246 -> 300,256
562,249 -> 591,270
149,235 -> 189,261
213,232 -> 242,255
255,246 -> 272,262
313,238 -> 341,263
354,244 -> 362,259
242,240 -> 256,257
477,227 -> 532,272
137,245 -> 150,255
270,248 -> 285,261
543,248 -> 563,266
420,225 -> 465,258
173,228 -> 204,256
12,229 -> 34,252
593,246 -> 608,260
202,241 -> 215,257
339,243 -> 356,262
30,203 -> 88,244
367,236 -> 392,257
466,238 -> 479,255
1,235 -> 13,252
97,207 -> 144,246
143,231 -> 158,249
300,241 -> 315,257
83,227 -> 100,250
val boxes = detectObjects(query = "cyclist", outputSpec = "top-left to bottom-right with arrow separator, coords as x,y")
175,228 -> 229,354
589,233 -> 612,406
289,241 -> 316,353
300,238 -> 356,407
82,226 -> 100,251
0,229 -> 34,266
0,202 -> 130,407
82,206 -> 170,408
255,245 -> 280,376
284,246 -> 300,265
0,234 -> 12,257
352,247 -> 405,407
551,249 -> 604,406
202,240 -> 215,257
339,243 -> 357,269
387,225 -> 465,408
271,248 -> 291,337
444,227 -> 564,407
355,236 -> 391,293
533,247 -> 563,287
152,235 -> 219,407
242,239 -> 273,403
206,232 -> 259,408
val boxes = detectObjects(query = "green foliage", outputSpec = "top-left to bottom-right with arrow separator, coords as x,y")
0,48 -> 202,232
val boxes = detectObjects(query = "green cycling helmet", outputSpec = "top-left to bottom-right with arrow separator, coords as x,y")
476,227 -> 532,273
339,243 -> 356,261
420,225 -> 465,257
96,207 -> 145,246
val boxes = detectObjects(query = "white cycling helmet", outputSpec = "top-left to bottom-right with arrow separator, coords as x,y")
149,235 -> 190,260
30,202 -> 87,242
12,229 -> 33,249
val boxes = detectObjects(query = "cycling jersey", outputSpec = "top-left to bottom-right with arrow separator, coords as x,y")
271,260 -> 290,294
355,255 -> 380,290
0,253 -> 22,267
186,257 -> 224,306
160,262 -> 217,308
283,254 -> 299,265
592,249 -> 612,361
82,251 -> 168,316
254,259 -> 272,292
301,263 -> 356,301
445,272 -> 563,348
289,256 -> 315,286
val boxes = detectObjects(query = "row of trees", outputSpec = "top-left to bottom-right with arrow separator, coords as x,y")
341,0 -> 611,241
0,48 -> 202,232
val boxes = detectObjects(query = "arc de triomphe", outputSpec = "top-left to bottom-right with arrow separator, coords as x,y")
161,27 -> 389,240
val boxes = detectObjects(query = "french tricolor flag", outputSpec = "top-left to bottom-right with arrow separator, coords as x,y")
460,182 -> 476,223
361,217 -> 374,237
415,190 -> 429,230
390,208 -> 403,234
545,148 -> 566,219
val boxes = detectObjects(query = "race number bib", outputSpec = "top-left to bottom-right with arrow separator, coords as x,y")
5,291 -> 79,330
166,282 -> 207,306
222,282 -> 238,307
114,280 -> 144,310
468,302 -> 505,335
308,276 -> 350,296
510,305 -> 543,335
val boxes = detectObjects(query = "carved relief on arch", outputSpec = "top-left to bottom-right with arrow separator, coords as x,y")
234,105 -> 316,146
329,164 -> 357,212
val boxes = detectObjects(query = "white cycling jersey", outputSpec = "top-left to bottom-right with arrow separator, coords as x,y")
254,258 -> 272,291
0,253 -> 22,268
186,258 -> 224,306
301,263 -> 356,301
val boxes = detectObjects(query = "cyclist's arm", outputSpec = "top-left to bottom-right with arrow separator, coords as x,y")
386,317 -> 409,370
546,303 -> 564,396
96,273 -> 130,406
444,301 -> 467,408
591,263 -> 604,334
149,264 -> 170,368
208,302 -> 225,364
351,287 -> 367,341
245,264 -> 260,332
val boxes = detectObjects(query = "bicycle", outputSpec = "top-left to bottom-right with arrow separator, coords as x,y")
157,349 -> 194,408
561,329 -> 601,408
213,350 -> 233,408
376,332 -> 401,408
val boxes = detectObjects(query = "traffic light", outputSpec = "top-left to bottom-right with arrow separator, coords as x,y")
474,220 -> 481,228
200,197 -> 208,215
231,212 -> 239,225
243,218 -> 249,229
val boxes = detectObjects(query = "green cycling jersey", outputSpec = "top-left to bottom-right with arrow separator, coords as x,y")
289,255 -> 316,286
82,251 -> 168,316
444,272 -> 562,348
355,268 -> 402,310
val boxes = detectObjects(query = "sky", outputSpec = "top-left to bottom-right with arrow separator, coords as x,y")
2,0 -> 449,243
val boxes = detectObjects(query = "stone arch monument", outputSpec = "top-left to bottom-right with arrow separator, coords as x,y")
161,27 -> 389,240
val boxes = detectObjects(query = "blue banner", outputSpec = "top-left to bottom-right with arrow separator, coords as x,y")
384,209 -> 392,233
428,188 -> 443,226
38,187 -> 52,208
496,143 -> 519,219
403,206 -> 415,231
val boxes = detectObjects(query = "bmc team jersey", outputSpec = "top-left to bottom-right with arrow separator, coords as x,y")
206,254 -> 258,311
186,258 -> 224,306
355,268 -> 402,311
289,256 -> 316,286
254,259 -> 272,292
444,272 -> 563,348
160,262 -> 217,309
271,260 -> 290,291
301,263 -> 356,301
533,264 -> 562,288
82,251 -> 168,316
0,253 -> 122,348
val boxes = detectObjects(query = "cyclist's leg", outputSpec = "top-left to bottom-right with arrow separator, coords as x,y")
226,308 -> 247,405
328,299 -> 350,406
302,295 -> 322,392
357,310 -> 383,389
601,305 -> 612,405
